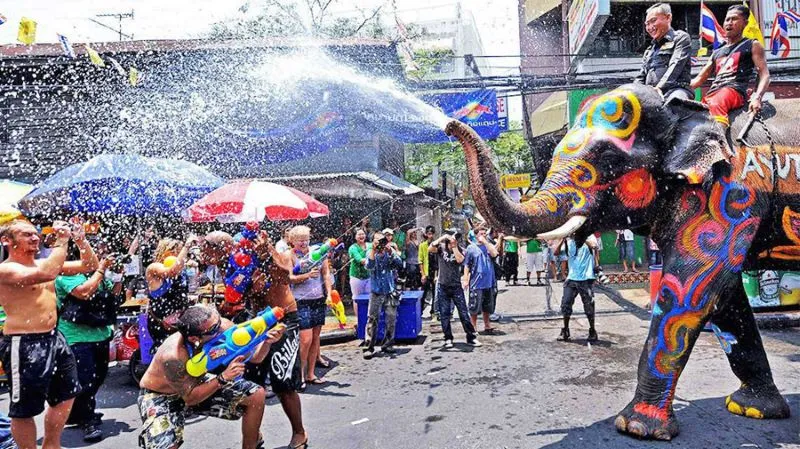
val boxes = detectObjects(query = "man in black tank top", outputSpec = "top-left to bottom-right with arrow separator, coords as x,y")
690,4 -> 770,128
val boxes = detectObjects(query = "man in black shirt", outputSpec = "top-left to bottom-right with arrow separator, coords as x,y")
429,231 -> 480,349
635,3 -> 693,102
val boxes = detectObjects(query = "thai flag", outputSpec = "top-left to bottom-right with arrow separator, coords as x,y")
770,12 -> 791,58
783,9 -> 800,23
700,3 -> 726,49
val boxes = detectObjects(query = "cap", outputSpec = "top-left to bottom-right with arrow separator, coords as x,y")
381,228 -> 394,235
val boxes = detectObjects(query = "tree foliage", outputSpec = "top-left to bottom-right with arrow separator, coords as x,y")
404,125 -> 534,192
208,0 -> 389,40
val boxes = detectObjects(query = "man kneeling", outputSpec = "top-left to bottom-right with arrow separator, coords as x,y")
138,305 -> 284,449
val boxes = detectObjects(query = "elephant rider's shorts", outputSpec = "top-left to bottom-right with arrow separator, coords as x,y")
702,86 -> 745,127
0,330 -> 82,418
561,279 -> 595,317
137,375 -> 261,449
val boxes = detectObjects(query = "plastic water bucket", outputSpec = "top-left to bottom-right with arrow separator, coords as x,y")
649,264 -> 663,308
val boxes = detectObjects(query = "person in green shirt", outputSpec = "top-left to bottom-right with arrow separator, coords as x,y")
348,229 -> 371,318
418,226 -> 436,318
525,239 -> 545,285
55,252 -> 122,442
503,239 -> 520,285
389,219 -> 406,259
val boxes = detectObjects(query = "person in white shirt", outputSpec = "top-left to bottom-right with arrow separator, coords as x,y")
616,229 -> 638,273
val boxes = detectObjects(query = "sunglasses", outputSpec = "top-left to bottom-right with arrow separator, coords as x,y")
198,317 -> 222,337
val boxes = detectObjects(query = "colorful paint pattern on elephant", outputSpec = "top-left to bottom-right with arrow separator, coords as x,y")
541,90 -> 643,216
645,176 -> 759,413
759,207 -> 800,260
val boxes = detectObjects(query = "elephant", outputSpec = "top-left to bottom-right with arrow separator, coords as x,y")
445,83 -> 797,440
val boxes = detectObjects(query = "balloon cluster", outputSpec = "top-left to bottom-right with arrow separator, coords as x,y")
224,222 -> 264,306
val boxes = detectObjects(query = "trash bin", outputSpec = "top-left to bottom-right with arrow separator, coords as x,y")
649,264 -> 663,309
355,291 -> 423,341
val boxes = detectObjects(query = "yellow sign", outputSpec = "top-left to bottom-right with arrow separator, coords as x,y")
500,173 -> 531,190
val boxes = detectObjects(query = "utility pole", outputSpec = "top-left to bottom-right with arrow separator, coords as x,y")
89,10 -> 134,41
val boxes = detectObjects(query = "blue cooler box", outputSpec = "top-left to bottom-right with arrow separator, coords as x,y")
355,291 -> 423,341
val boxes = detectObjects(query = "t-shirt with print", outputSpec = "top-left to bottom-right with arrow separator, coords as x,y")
436,243 -> 464,287
622,229 -> 634,241
465,244 -> 495,290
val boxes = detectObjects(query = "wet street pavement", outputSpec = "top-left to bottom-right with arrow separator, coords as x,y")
12,282 -> 799,449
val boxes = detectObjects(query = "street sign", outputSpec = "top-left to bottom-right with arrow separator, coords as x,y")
567,0 -> 610,65
500,173 -> 532,190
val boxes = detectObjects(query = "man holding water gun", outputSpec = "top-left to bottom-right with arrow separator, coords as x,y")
199,228 -> 309,449
138,304 -> 286,449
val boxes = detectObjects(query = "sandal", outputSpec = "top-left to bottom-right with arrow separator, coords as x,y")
307,377 -> 325,385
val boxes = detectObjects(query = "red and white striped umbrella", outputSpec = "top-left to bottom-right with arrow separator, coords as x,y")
185,180 -> 329,223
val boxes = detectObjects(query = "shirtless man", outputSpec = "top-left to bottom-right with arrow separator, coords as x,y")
0,219 -> 99,449
200,230 -> 308,449
138,304 -> 284,449
245,233 -> 308,449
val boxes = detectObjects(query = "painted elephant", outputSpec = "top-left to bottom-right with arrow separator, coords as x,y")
445,83 -> 797,440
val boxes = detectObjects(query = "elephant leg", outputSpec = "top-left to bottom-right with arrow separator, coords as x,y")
615,179 -> 762,440
711,282 -> 791,419
614,264 -> 719,440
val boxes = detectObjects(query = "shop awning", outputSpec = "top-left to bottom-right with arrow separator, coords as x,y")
265,170 -> 426,201
529,91 -> 568,138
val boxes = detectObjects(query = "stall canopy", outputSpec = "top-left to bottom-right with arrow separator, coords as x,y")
267,170 -> 425,201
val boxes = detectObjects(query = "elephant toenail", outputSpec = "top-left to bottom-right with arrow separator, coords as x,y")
627,420 -> 648,437
653,428 -> 672,440
614,415 -> 628,432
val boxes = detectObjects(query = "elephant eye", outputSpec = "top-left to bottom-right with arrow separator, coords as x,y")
596,147 -> 627,176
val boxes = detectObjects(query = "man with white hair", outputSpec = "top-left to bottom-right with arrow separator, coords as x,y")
634,3 -> 693,102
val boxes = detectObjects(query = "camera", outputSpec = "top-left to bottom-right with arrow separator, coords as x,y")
375,237 -> 389,251
108,252 -> 133,271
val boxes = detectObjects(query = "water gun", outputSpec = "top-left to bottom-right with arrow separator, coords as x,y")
292,238 -> 344,275
224,222 -> 264,307
185,306 -> 285,377
327,290 -> 346,329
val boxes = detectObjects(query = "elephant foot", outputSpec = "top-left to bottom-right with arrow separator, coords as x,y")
614,401 -> 679,441
726,384 -> 791,419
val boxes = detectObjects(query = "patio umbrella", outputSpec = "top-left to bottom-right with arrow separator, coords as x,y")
186,180 -> 329,223
0,180 -> 33,224
18,154 -> 224,216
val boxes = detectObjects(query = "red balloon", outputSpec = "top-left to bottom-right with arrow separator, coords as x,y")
234,252 -> 252,267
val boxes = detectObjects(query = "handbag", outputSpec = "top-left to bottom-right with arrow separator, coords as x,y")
60,283 -> 121,327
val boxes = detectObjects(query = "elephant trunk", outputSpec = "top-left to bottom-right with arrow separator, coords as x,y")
445,120 -> 581,238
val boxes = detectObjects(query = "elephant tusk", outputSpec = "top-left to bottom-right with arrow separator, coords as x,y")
537,216 -> 588,240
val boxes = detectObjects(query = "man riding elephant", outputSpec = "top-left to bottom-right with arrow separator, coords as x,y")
446,82 -> 796,440
691,4 -> 770,129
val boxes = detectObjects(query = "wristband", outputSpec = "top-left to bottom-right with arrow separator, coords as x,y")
216,373 -> 230,386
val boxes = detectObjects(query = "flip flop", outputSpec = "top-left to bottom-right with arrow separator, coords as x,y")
307,377 -> 325,385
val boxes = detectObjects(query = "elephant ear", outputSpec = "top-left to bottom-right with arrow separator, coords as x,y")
662,98 -> 731,184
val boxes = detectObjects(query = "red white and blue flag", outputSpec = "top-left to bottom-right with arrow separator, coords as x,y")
700,3 -> 726,49
770,12 -> 791,57
783,9 -> 800,23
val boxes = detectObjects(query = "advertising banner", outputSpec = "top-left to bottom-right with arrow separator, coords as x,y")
742,270 -> 800,308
